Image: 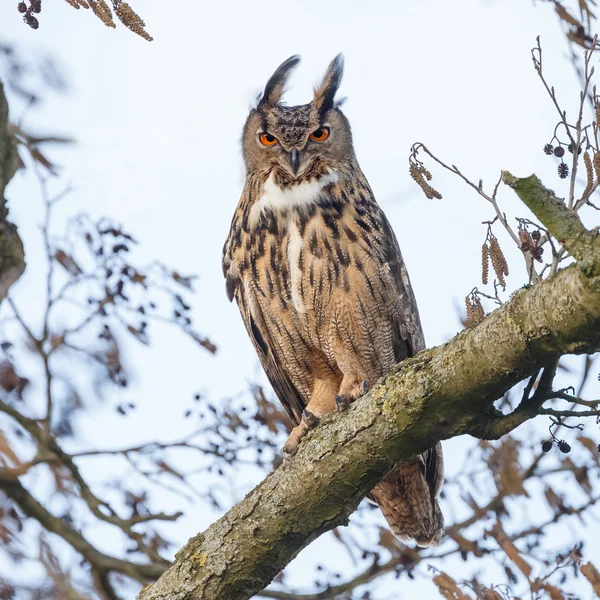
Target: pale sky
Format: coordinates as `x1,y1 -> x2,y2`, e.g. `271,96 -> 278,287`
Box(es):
1,0 -> 599,598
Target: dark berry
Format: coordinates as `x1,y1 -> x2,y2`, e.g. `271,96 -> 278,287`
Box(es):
557,440 -> 571,453
544,144 -> 554,155
17,2 -> 26,13
558,163 -> 569,179
554,146 -> 565,157
541,440 -> 553,453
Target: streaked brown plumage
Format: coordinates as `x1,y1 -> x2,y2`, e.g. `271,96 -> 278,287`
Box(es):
223,55 -> 444,546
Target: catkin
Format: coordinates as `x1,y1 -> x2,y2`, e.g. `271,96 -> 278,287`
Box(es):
64,0 -> 89,8
409,164 -> 442,200
465,295 -> 485,327
89,0 -> 116,27
114,1 -> 153,41
489,236 -> 508,290
593,151 -> 600,185
481,242 -> 489,285
465,295 -> 474,325
582,151 -> 594,200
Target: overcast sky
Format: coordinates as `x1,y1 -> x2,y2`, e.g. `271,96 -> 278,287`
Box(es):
1,1 -> 599,598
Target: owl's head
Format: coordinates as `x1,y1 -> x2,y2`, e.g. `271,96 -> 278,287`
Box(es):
241,54 -> 353,180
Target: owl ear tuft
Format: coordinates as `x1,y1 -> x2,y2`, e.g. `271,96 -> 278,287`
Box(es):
313,54 -> 344,114
260,55 -> 301,108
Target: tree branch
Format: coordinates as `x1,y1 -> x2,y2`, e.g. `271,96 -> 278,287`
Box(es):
0,81 -> 25,301
138,173 -> 600,600
0,471 -> 164,583
501,171 -> 599,265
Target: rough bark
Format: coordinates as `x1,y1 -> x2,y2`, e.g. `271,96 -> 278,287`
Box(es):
0,81 -> 25,301
138,176 -> 600,600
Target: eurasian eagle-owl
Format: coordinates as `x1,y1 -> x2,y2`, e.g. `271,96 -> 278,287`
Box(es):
223,55 -> 444,546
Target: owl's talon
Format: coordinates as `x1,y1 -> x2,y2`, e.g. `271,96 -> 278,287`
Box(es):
281,441 -> 298,460
302,409 -> 319,428
335,395 -> 352,412
281,410 -> 320,459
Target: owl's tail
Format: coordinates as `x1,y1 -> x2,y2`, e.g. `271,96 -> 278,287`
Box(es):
369,448 -> 444,547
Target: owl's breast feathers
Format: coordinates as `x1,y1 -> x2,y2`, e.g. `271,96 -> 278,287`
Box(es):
222,164 -> 424,422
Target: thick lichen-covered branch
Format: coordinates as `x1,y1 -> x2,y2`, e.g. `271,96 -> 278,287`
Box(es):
138,175 -> 600,600
502,171 -> 600,269
0,81 -> 25,301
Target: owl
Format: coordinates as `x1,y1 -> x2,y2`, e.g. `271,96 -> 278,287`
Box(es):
223,55 -> 444,546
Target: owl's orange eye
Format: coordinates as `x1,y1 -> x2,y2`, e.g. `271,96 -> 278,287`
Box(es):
259,133 -> 278,147
309,127 -> 330,142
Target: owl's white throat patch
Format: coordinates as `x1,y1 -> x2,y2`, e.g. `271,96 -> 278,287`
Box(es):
249,170 -> 339,227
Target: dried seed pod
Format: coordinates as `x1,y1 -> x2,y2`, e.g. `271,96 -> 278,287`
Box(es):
543,143 -> 554,155
26,14 -> 39,28
582,151 -> 594,200
541,440 -> 553,453
531,230 -> 541,242
557,440 -> 571,454
532,246 -> 544,262
481,242 -> 490,285
489,236 -> 509,290
558,163 -> 569,179
554,146 -> 565,158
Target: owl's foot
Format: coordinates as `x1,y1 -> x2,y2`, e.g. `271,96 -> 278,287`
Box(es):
281,409 -> 320,459
335,380 -> 369,412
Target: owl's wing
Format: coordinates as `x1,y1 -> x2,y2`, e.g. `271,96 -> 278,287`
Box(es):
376,211 -> 426,358
424,441 -> 444,497
227,275 -> 306,427
367,201 -> 444,504
379,211 -> 444,508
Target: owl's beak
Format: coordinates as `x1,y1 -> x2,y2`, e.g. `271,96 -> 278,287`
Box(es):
289,148 -> 300,175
